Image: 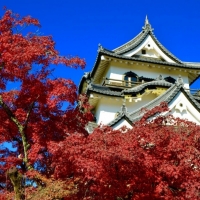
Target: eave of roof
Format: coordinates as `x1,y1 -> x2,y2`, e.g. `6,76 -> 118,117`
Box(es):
183,62 -> 200,67
193,96 -> 200,103
78,72 -> 91,94
86,83 -> 122,97
88,49 -> 200,82
128,83 -> 181,122
99,49 -> 200,70
78,75 -> 86,94
182,89 -> 200,111
189,74 -> 200,86
113,16 -> 150,54
113,30 -> 145,53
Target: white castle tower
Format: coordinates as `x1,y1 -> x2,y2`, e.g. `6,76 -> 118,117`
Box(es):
79,17 -> 200,132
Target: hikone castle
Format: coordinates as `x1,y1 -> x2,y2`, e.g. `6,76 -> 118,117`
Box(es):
79,17 -> 200,133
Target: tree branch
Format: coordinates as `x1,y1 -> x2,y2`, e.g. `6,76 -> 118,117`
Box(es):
0,95 -> 23,132
0,95 -> 30,168
24,101 -> 35,131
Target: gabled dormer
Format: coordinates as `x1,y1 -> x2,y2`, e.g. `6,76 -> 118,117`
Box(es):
113,16 -> 182,64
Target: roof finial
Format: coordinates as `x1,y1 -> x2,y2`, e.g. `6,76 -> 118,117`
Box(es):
143,15 -> 153,31
145,15 -> 149,26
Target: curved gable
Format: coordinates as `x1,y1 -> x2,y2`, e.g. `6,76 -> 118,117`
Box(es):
113,17 -> 182,64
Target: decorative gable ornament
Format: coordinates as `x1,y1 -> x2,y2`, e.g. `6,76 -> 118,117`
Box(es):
175,101 -> 187,113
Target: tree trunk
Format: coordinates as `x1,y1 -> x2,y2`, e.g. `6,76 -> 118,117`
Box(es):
7,167 -> 24,200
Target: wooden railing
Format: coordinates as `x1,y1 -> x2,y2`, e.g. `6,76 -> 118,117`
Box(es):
102,78 -> 142,88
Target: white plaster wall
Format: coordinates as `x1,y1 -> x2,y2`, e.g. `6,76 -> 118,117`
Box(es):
95,93 -> 157,125
168,91 -> 200,124
126,93 -> 157,111
136,48 -> 159,59
95,98 -> 123,125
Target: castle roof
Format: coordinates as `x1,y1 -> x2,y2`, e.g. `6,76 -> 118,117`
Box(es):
107,82 -> 200,126
113,16 -> 182,63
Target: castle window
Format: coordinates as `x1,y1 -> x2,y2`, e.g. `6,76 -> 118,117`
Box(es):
130,76 -> 137,82
124,75 -> 129,82
124,71 -> 138,86
142,49 -> 146,54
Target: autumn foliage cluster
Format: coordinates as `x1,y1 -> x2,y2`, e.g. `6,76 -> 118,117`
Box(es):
0,8 -> 200,200
47,103 -> 200,200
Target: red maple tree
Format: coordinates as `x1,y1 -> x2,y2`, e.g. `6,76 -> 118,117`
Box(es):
0,8 -> 92,199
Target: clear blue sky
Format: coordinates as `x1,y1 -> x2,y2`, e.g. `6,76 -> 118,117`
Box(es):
0,0 -> 200,88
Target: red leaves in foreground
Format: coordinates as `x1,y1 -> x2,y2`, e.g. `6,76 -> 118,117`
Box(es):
49,105 -> 200,199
